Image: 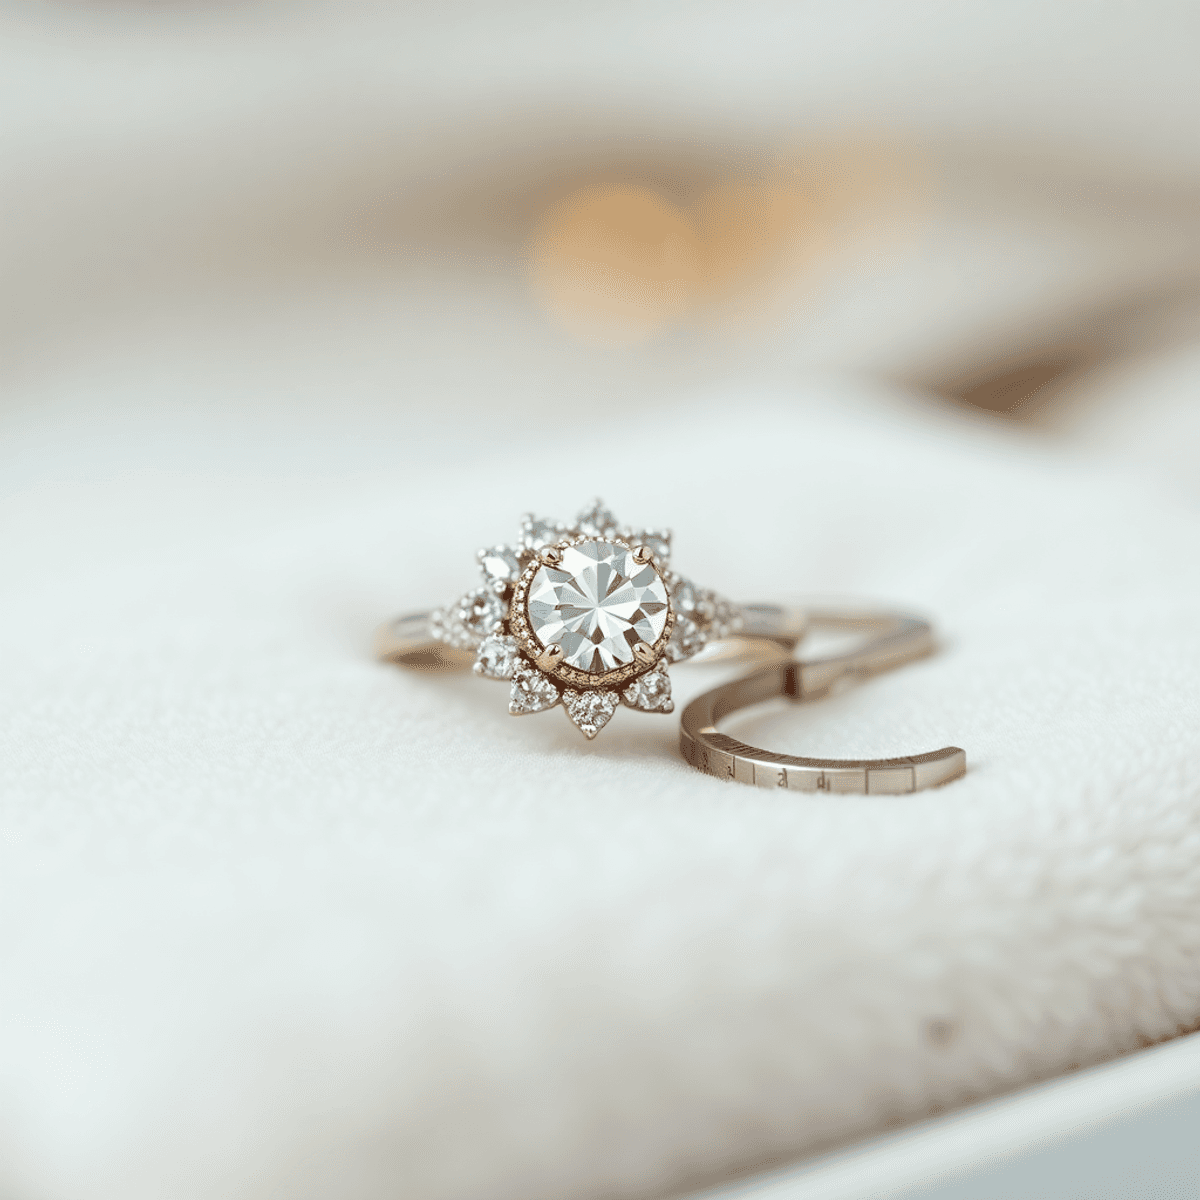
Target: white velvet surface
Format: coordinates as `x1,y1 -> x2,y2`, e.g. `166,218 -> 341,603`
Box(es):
5,4 -> 1200,1198
4,338 -> 1200,1199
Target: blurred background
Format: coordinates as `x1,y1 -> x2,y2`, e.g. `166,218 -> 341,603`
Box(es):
6,1 -> 1200,451
6,4 -> 1200,1200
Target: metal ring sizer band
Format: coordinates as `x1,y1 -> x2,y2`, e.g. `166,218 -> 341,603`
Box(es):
679,609 -> 966,794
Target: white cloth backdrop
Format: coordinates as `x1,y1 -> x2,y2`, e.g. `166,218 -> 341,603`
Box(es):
5,356 -> 1200,1200
4,4 -> 1200,1199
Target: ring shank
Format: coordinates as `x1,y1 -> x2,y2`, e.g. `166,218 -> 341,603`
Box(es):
679,609 -> 966,794
375,612 -> 476,670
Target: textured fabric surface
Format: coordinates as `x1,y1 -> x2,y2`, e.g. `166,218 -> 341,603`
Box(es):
6,5 -> 1200,1198
4,351 -> 1200,1199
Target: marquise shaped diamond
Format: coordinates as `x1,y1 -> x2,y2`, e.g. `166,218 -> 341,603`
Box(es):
478,545 -> 523,589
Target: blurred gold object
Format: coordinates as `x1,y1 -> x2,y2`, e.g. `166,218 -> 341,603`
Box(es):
527,141 -> 926,345
695,180 -> 824,321
527,185 -> 701,345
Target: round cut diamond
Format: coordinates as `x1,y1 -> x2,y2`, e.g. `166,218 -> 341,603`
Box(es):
623,664 -> 673,712
526,540 -> 670,673
458,587 -> 503,639
474,633 -> 520,679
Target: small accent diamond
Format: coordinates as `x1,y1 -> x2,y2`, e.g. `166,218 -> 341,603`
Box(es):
563,689 -> 619,738
430,606 -> 477,650
478,545 -> 523,590
622,664 -> 673,712
458,587 -> 504,642
711,598 -> 742,639
474,633 -> 520,679
666,616 -> 705,662
673,578 -> 698,615
521,514 -> 565,551
667,576 -> 742,651
509,665 -> 561,714
625,528 -> 671,562
574,499 -> 619,537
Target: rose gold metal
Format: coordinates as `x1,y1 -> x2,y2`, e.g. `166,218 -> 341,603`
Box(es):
631,642 -> 656,666
535,644 -> 565,671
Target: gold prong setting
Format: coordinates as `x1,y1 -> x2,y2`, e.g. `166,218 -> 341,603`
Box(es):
631,641 -> 656,666
535,644 -> 565,672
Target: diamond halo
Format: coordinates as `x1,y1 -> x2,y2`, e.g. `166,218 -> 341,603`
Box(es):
428,501 -> 740,739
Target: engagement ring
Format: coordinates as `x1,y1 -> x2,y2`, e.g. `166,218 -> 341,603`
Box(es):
377,500 -> 753,738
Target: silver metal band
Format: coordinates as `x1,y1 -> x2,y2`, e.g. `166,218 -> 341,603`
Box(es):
679,609 -> 966,794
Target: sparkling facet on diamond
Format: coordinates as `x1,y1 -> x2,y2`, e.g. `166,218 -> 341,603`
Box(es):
673,578 -> 698,615
622,664 -> 674,712
574,499 -> 619,537
666,616 -> 705,662
458,587 -> 504,642
526,540 -> 670,674
474,633 -> 521,679
478,545 -> 523,590
520,514 -> 565,551
509,665 -> 561,714
564,689 -> 619,737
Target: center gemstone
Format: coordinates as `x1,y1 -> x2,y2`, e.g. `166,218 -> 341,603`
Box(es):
526,540 -> 670,674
